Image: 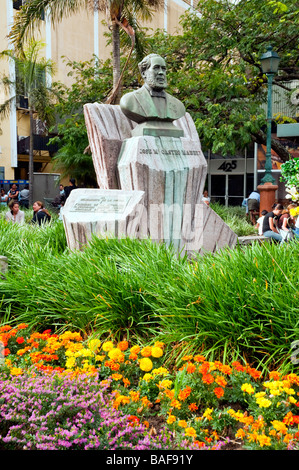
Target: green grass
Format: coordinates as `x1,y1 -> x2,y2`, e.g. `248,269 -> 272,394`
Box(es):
211,202 -> 256,236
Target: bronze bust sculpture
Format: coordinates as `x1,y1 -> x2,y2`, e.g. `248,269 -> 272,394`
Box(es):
120,54 -> 185,137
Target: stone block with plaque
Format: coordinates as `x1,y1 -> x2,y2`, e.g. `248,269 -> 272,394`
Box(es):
62,188 -> 145,251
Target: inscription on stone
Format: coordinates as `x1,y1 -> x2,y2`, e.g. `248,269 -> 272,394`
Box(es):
70,195 -> 132,214
139,148 -> 202,156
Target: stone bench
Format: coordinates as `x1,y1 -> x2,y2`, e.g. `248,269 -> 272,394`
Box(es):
237,235 -> 269,245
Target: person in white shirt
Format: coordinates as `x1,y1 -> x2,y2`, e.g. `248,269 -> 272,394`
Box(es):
255,210 -> 268,236
5,201 -> 25,224
202,190 -> 210,206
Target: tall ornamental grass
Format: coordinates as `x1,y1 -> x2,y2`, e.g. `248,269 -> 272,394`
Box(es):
0,222 -> 298,371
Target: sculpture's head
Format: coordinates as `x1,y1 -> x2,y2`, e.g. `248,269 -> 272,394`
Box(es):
138,54 -> 167,91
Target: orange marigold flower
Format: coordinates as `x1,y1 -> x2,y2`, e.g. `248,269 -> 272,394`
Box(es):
16,337 -> 25,344
232,361 -> 245,372
4,348 -> 11,356
185,427 -> 197,438
219,364 -> 232,375
269,371 -> 281,380
189,403 -> 198,412
170,399 -> 181,409
111,373 -> 123,381
129,353 -> 138,361
182,355 -> 193,361
235,428 -> 246,439
246,365 -> 262,380
178,386 -> 192,401
123,378 -> 130,387
0,325 -> 12,332
215,375 -> 227,387
141,346 -> 152,357
186,362 -> 196,374
214,387 -> 224,399
194,441 -> 205,448
202,373 -> 214,385
117,340 -> 129,351
194,354 -> 206,363
16,323 -> 28,330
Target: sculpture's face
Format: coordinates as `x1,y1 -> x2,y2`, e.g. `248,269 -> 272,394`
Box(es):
143,56 -> 167,90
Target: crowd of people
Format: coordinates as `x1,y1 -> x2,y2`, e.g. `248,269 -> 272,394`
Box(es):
254,202 -> 299,243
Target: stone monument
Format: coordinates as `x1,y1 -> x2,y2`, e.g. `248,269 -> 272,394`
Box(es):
81,53 -> 237,255
62,188 -> 145,251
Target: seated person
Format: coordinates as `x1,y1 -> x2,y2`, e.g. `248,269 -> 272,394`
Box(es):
262,204 -> 283,242
31,201 -> 51,225
5,201 -> 25,224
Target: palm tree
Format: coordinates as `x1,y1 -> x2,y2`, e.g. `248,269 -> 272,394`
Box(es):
8,0 -> 163,104
0,40 -> 56,206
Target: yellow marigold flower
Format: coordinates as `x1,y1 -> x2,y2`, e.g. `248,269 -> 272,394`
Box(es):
185,427 -> 197,438
154,341 -> 164,348
80,348 -> 93,357
152,367 -> 168,376
158,379 -> 172,389
202,408 -> 213,420
272,420 -> 287,434
65,356 -> 76,369
167,415 -> 176,424
88,338 -> 101,352
151,346 -> 163,358
178,420 -> 188,428
141,346 -> 152,357
139,357 -> 153,372
95,355 -> 105,362
289,396 -> 297,404
283,387 -> 295,395
241,383 -> 255,394
256,397 -> 272,408
102,341 -> 114,352
142,373 -> 153,382
10,367 -> 23,376
108,348 -> 125,362
257,434 -> 271,447
255,392 -> 266,398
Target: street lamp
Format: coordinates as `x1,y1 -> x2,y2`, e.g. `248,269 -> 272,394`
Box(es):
260,45 -> 280,184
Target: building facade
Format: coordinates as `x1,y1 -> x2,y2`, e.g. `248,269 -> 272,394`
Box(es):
0,0 -> 195,187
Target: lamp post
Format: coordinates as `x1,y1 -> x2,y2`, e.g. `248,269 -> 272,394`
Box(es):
257,46 -> 280,214
260,45 -> 280,184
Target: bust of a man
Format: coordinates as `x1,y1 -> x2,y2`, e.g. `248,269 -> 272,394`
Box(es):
120,54 -> 185,137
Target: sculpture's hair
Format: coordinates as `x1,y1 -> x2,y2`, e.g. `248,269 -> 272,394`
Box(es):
138,54 -> 164,75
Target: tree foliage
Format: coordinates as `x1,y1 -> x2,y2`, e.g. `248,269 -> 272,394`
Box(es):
49,57 -> 114,186
144,0 -> 299,160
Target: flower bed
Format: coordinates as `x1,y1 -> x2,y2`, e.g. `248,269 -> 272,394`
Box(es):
1,324 -> 299,450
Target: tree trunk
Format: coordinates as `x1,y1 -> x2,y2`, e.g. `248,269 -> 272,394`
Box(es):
112,21 -> 121,104
252,129 -> 291,163
29,107 -> 34,207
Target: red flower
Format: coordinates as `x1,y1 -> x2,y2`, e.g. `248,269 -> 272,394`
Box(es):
16,337 -> 25,344
3,348 -> 10,356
